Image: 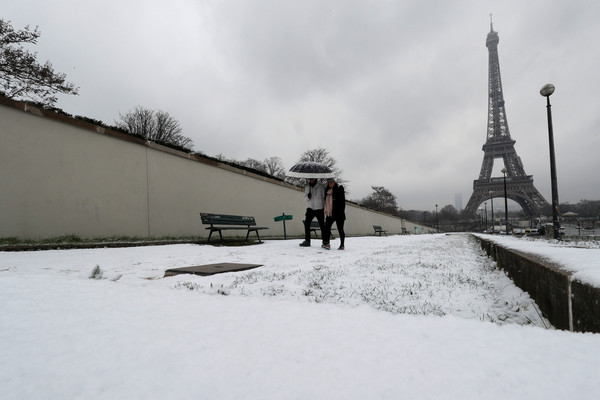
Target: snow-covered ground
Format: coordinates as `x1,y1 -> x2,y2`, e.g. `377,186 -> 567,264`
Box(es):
1,233 -> 599,399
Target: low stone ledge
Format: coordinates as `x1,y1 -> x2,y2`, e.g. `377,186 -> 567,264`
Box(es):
474,235 -> 600,333
571,280 -> 600,333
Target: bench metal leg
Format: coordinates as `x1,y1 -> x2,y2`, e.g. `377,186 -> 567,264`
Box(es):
207,229 -> 224,244
246,229 -> 262,243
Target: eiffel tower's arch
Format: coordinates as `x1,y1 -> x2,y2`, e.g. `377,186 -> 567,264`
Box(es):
464,21 -> 549,217
466,177 -> 548,217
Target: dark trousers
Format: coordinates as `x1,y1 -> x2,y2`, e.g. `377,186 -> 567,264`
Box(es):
304,208 -> 324,242
324,216 -> 345,246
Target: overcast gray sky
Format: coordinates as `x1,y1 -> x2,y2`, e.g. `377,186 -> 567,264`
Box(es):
5,0 -> 600,210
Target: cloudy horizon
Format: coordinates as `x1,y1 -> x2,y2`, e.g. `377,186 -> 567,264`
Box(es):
5,0 -> 599,210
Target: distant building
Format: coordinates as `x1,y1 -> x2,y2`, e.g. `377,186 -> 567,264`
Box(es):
455,193 -> 463,211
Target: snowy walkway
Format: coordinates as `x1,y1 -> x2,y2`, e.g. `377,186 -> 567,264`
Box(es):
1,233 -> 599,399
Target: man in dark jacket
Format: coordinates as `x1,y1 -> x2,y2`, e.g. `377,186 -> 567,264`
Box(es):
299,178 -> 326,247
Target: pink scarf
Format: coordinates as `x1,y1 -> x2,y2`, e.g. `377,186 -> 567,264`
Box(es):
325,188 -> 333,217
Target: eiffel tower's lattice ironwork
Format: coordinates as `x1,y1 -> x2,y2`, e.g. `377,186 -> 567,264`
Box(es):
464,21 -> 549,217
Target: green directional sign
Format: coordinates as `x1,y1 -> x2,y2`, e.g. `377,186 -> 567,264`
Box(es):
274,213 -> 293,239
274,214 -> 293,222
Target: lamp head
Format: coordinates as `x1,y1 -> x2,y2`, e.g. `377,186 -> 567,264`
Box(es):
540,83 -> 555,97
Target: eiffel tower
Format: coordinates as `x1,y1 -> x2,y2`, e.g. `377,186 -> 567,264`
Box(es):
464,20 -> 549,217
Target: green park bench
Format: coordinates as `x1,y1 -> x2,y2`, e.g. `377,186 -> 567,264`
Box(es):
373,225 -> 388,236
200,213 -> 268,243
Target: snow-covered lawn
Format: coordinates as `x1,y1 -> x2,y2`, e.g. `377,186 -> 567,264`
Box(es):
1,233 -> 599,399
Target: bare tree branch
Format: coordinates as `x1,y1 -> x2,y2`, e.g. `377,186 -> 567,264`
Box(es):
0,19 -> 78,106
116,106 -> 193,151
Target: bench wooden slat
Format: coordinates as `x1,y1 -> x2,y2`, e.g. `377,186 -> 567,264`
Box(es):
201,213 -> 257,226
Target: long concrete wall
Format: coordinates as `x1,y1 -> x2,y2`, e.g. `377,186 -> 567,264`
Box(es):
474,235 -> 600,333
0,97 -> 430,240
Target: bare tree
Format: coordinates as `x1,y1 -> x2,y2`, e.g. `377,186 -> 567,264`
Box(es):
360,186 -> 399,215
118,106 -> 155,138
0,19 -> 78,106
263,156 -> 286,179
240,158 -> 267,172
439,204 -> 458,223
116,106 -> 193,150
285,147 -> 345,186
155,111 -> 192,149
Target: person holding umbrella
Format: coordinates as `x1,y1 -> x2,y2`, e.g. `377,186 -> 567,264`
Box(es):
286,161 -> 335,248
299,178 -> 326,247
323,178 -> 346,250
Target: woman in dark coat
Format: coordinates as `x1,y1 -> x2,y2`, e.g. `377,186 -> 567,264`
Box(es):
322,178 -> 346,250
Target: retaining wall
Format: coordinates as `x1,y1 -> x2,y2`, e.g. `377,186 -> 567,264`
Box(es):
475,236 -> 600,333
0,96 -> 431,240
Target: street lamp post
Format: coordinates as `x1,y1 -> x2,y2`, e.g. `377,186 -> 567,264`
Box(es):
484,202 -> 488,232
489,191 -> 494,233
502,168 -> 509,235
540,83 -> 561,240
479,208 -> 483,231
435,204 -> 439,232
